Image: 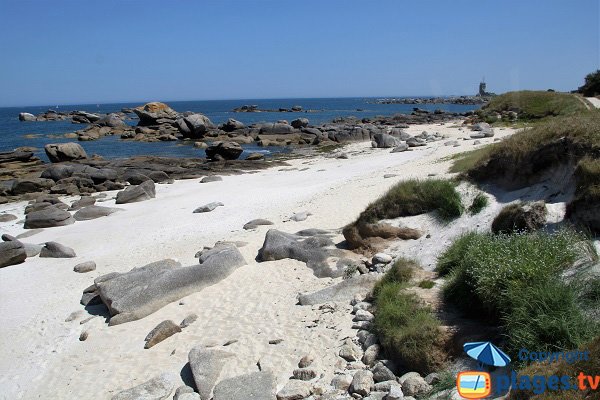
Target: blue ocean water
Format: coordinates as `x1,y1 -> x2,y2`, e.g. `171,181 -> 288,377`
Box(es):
0,98 -> 479,161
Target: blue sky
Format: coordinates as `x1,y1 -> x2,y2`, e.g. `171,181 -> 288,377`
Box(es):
0,0 -> 598,106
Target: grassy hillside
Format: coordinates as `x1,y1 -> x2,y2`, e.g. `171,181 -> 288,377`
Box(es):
478,90 -> 588,122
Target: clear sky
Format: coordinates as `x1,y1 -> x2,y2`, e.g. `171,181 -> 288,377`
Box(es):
0,0 -> 598,106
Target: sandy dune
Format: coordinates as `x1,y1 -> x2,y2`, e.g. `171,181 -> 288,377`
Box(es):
0,122 -> 516,399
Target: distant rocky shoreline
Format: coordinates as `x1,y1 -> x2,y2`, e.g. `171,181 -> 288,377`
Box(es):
372,95 -> 489,105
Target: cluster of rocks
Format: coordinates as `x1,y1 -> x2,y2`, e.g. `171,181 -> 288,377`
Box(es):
232,104 -> 305,112
371,130 -> 445,152
19,109 -> 132,124
468,122 -> 495,139
0,230 -> 76,269
374,96 -> 489,105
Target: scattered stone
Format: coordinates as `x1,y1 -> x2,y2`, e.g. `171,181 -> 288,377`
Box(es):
0,214 -> 17,222
115,180 -> 156,204
292,368 -> 317,381
24,206 -> 75,229
246,152 -> 265,161
74,261 -> 96,273
349,370 -> 374,396
40,241 -> 76,258
372,362 -> 396,383
111,373 -> 176,400
372,253 -> 392,264
354,309 -> 375,322
74,205 -> 120,221
277,379 -> 312,400
193,202 -> 224,213
391,143 -> 409,153
298,354 -> 314,368
200,176 -> 222,183
212,371 -> 276,400
331,374 -> 353,391
243,219 -> 274,230
144,320 -> 182,349
339,339 -> 362,362
69,196 -> 96,211
372,133 -> 401,148
290,212 -> 310,222
383,174 -> 397,179
79,331 -> 89,341
269,339 -> 284,345
188,346 -> 235,400
362,344 -> 381,366
179,313 -> 198,328
0,241 -> 27,268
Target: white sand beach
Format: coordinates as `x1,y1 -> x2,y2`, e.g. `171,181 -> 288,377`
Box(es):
0,122 -> 517,399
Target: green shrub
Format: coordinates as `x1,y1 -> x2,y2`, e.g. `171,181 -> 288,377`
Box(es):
578,69 -> 600,97
436,232 -> 479,276
373,281 -> 446,374
448,147 -> 496,174
419,280 -> 435,289
469,192 -> 489,214
357,179 -> 464,224
372,258 -> 416,297
478,91 -> 587,121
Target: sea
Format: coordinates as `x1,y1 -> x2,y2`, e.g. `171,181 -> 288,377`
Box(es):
0,98 -> 479,162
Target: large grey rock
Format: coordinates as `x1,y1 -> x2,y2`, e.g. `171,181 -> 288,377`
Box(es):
205,141 -> 243,160
123,170 -> 152,185
339,339 -> 362,362
220,118 -> 245,132
94,245 -> 246,324
11,178 -> 55,195
24,206 -> 75,229
19,112 -> 36,121
74,205 -> 120,221
40,241 -> 76,258
349,370 -> 374,396
212,371 -> 276,400
291,118 -> 309,129
44,142 -> 88,162
372,133 -> 401,148
362,344 -> 381,366
259,122 -> 295,135
111,373 -> 176,400
257,229 -> 347,278
0,241 -> 27,268
399,373 -> 431,397
144,320 -> 181,349
41,164 -> 75,181
115,180 -> 156,204
188,346 -> 235,400
372,362 -> 396,383
74,261 -> 96,273
134,102 -> 179,126
95,114 -> 128,128
182,114 -> 215,138
193,202 -> 224,213
331,374 -> 353,391
69,196 -> 96,211
298,274 -> 380,305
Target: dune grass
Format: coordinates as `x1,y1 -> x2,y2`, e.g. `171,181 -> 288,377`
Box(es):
468,192 -> 489,214
372,259 -> 446,374
437,230 -> 597,358
478,91 -> 588,121
448,147 -> 496,174
357,179 -> 464,224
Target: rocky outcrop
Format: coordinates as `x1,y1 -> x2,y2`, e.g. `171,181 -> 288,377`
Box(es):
371,133 -> 402,148
212,371 -> 276,400
24,206 -> 75,229
44,142 -> 88,163
205,142 -> 243,161
115,180 -> 156,204
220,118 -> 245,132
298,274 -> 380,305
92,245 -> 246,324
188,346 -> 234,400
343,221 -> 422,250
134,102 -> 179,126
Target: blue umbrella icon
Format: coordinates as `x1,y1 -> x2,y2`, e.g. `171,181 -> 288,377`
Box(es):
463,342 -> 511,367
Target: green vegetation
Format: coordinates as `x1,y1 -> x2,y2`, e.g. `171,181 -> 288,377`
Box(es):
468,192 -> 489,214
316,143 -> 344,153
438,230 -> 598,358
577,69 -> 600,97
372,259 -> 446,374
477,90 -> 588,121
356,179 -> 464,224
418,279 -> 435,289
448,147 -> 496,174
419,371 -> 457,399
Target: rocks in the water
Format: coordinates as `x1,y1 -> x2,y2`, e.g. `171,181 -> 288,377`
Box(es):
291,118 -> 309,129
115,180 -> 156,204
0,213 -> 17,222
212,371 -> 276,400
144,320 -> 182,349
276,379 -> 312,400
349,370 -> 374,396
259,122 -> 295,135
298,273 -> 380,305
220,118 -> 245,132
200,175 -> 222,183
243,219 -> 274,230
24,205 -> 75,229
257,229 -> 348,278
246,152 -> 265,161
40,241 -> 76,258
491,201 -> 547,234
181,113 -> 215,139
134,102 -> 179,126
188,346 -> 235,400
372,133 -> 402,148
193,202 -> 224,213
44,142 -> 88,163
93,246 -> 246,325
19,112 -> 36,121
0,241 -> 27,268
111,373 -> 176,400
74,205 -> 120,221
205,141 -> 243,161
74,261 -> 96,273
